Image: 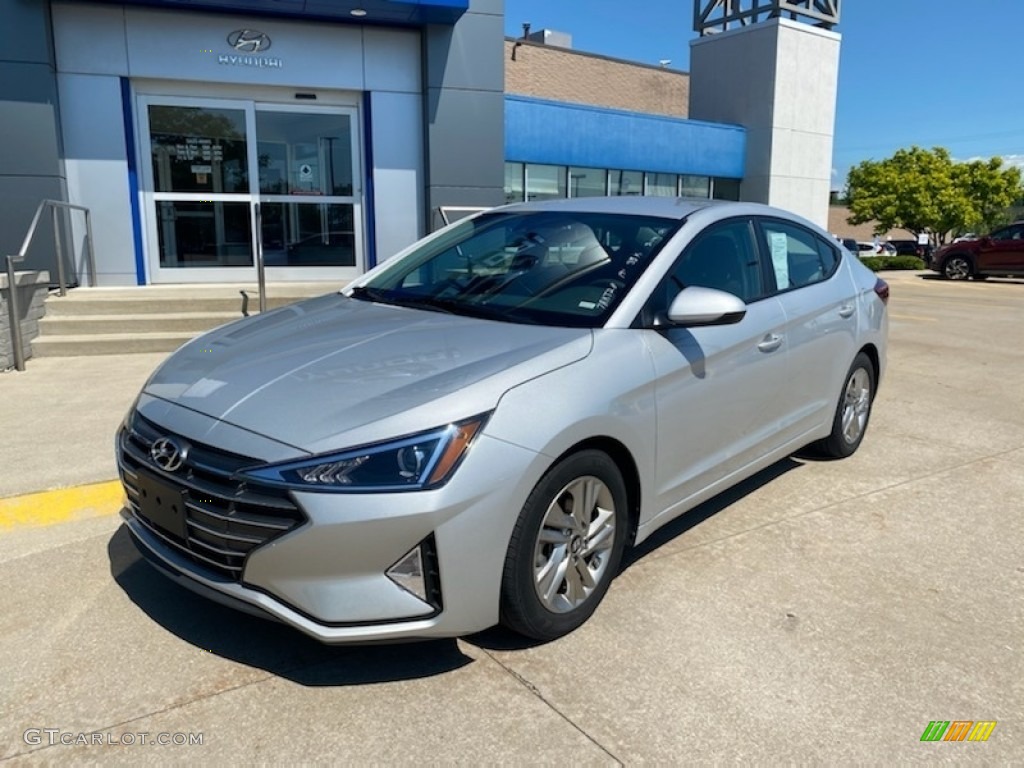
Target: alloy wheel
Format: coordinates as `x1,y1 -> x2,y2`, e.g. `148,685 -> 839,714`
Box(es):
532,475 -> 616,613
944,256 -> 971,280
841,368 -> 872,444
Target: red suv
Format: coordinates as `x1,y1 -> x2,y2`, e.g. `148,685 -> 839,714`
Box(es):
930,222 -> 1024,280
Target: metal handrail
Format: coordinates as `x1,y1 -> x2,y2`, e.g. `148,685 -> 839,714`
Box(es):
5,200 -> 96,371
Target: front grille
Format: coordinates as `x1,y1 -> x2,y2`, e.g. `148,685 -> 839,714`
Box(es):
119,411 -> 305,580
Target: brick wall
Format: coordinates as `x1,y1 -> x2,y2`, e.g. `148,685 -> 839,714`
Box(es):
827,206 -> 914,241
504,39 -> 689,118
0,271 -> 49,370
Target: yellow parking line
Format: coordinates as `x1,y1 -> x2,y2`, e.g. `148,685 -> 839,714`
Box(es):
0,481 -> 124,531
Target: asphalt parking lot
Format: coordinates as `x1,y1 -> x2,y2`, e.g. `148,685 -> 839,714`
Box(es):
1,271 -> 1022,763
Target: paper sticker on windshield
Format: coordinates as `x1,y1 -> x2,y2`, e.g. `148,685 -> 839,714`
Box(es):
769,232 -> 790,288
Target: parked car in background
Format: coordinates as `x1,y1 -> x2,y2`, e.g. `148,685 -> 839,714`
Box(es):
886,239 -> 920,257
889,239 -> 934,261
841,240 -> 892,257
930,222 -> 1024,280
117,197 -> 889,643
840,238 -> 876,257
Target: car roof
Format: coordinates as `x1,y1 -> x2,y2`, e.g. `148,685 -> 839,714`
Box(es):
495,195 -> 807,223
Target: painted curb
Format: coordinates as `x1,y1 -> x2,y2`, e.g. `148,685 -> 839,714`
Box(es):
0,480 -> 124,531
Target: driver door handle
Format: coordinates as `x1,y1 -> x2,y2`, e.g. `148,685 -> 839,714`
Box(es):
757,334 -> 783,353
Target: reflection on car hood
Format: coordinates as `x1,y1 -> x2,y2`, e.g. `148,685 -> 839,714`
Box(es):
144,294 -> 592,452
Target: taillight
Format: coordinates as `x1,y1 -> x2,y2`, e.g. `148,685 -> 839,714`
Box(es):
873,277 -> 890,305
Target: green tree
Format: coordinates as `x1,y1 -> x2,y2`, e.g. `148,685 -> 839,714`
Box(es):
845,147 -> 1022,244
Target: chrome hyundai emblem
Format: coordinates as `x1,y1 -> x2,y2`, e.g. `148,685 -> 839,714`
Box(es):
150,437 -> 186,472
227,29 -> 272,53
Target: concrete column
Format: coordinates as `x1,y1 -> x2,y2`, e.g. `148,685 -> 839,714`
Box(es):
422,0 -> 505,231
689,18 -> 840,228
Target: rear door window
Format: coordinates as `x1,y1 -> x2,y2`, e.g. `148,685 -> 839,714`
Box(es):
757,219 -> 840,293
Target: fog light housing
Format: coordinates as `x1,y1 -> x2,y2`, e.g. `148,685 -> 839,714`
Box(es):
385,535 -> 442,611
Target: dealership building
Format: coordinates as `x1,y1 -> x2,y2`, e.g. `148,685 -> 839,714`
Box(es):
0,0 -> 840,288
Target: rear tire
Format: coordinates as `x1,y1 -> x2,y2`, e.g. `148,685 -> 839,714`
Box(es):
500,450 -> 628,641
943,255 -> 972,280
816,353 -> 875,459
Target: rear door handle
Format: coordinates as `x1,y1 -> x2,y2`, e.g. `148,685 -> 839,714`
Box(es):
838,304 -> 855,318
757,334 -> 783,353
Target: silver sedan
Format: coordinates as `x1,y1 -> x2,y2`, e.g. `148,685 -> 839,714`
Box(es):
117,197 -> 889,643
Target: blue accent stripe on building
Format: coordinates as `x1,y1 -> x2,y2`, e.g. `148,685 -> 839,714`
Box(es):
505,96 -> 746,179
120,77 -> 147,286
362,91 -> 378,270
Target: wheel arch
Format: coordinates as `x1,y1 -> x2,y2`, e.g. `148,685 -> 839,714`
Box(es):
551,436 -> 642,548
858,343 -> 881,389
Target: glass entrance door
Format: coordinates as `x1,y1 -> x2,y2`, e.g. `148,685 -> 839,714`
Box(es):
254,106 -> 360,279
139,95 -> 362,283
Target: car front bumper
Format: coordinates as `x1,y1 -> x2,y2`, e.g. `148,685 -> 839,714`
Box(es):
118,409 -> 549,644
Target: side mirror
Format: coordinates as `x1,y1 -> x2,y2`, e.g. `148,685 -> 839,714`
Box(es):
657,286 -> 747,328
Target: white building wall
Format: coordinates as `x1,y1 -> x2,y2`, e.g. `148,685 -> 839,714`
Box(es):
50,2 -> 425,284
689,19 -> 840,228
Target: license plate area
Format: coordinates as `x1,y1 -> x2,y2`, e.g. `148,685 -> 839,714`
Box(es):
135,470 -> 188,542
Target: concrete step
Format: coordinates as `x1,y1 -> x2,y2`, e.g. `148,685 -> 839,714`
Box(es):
32,332 -> 198,357
38,312 -> 240,336
31,282 -> 344,358
45,293 -> 326,316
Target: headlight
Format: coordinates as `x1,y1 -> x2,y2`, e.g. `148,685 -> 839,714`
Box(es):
239,414 -> 489,492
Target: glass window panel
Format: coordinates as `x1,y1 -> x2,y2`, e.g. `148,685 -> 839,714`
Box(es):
525,164 -> 567,201
680,175 -> 711,198
261,202 -> 355,267
504,162 -> 524,204
671,219 -> 764,303
759,219 -> 839,290
713,177 -> 741,201
155,202 -> 253,268
646,173 -> 678,197
256,111 -> 354,196
610,170 -> 643,196
149,106 -> 248,194
568,167 -> 607,198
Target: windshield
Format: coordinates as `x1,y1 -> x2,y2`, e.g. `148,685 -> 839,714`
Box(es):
353,211 -> 680,327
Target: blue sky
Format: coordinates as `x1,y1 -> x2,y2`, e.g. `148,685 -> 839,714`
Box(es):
504,0 -> 1024,190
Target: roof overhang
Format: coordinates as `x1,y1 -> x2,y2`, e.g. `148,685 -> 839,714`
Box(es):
95,0 -> 468,26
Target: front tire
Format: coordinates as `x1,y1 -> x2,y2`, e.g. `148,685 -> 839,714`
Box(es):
943,255 -> 972,280
817,353 -> 875,459
500,450 -> 628,641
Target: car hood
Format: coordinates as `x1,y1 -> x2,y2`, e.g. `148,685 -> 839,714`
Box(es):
143,293 -> 592,453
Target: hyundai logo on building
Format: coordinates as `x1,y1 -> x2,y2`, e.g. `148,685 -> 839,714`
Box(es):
227,29 -> 271,53
150,436 -> 187,472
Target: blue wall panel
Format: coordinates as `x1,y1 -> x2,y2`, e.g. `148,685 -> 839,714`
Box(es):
107,0 -> 467,25
505,96 -> 746,179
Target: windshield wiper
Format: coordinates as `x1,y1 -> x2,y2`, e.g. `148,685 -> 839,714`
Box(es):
351,286 -> 525,322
